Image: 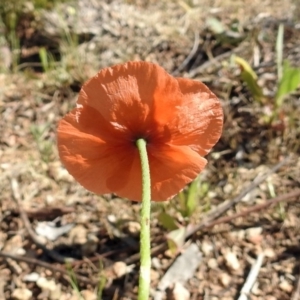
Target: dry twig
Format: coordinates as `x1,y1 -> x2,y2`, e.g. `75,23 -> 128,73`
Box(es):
187,38 -> 250,77
10,178 -> 72,263
238,253 -> 265,300
0,251 -> 95,285
185,157 -> 290,238
126,189 -> 300,265
172,31 -> 200,76
201,189 -> 300,231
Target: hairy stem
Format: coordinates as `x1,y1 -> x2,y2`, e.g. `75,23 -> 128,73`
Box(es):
136,138 -> 151,300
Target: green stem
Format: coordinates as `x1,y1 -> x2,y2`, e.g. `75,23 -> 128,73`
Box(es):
136,138 -> 151,300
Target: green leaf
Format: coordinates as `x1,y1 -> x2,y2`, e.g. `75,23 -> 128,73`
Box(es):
234,56 -> 264,103
276,60 -> 300,107
166,227 -> 186,255
178,190 -> 187,216
199,182 -> 209,198
157,212 -> 179,231
39,47 -> 49,72
206,17 -> 225,34
186,179 -> 199,217
178,178 -> 200,218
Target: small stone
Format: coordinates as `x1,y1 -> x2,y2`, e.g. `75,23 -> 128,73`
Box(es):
219,273 -> 231,287
23,272 -> 40,282
37,277 -> 56,291
80,290 -> 97,300
37,277 -> 61,299
229,230 -> 245,240
201,241 -> 213,256
208,191 -> 217,199
12,288 -> 32,300
251,281 -> 260,295
107,214 -> 117,223
15,248 -> 26,256
168,282 -> 190,300
245,227 -> 263,244
264,248 -> 276,258
265,296 -> 277,300
223,183 -> 233,194
113,261 -> 127,278
126,221 -> 141,235
4,235 -> 23,252
279,280 -> 293,293
207,258 -> 218,269
152,257 -> 162,269
151,269 -> 159,282
224,251 -> 240,271
69,225 -> 87,244
76,213 -> 91,224
48,162 -> 73,182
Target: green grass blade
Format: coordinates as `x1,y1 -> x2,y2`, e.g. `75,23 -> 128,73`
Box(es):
276,60 -> 300,107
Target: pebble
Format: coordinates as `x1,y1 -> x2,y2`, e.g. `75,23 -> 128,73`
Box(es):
224,251 -> 240,271
207,258 -> 218,269
81,290 -> 97,300
201,240 -> 213,256
126,221 -> 141,235
151,269 -> 160,281
245,227 -> 263,244
219,272 -> 231,287
11,288 -> 32,300
279,279 -> 293,293
23,272 -> 40,282
152,257 -> 162,269
168,282 -> 190,300
223,183 -> 233,194
113,261 -> 127,278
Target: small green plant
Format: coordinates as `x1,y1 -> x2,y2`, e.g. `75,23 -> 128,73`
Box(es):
276,60 -> 300,108
30,123 -> 53,163
65,260 -> 107,300
266,178 -> 286,221
66,262 -> 84,300
0,1 -> 21,71
156,177 -> 210,254
39,47 -> 56,72
0,0 -> 71,73
97,261 -> 107,300
206,17 -> 245,47
36,6 -> 91,88
233,24 -> 300,124
233,56 -> 265,104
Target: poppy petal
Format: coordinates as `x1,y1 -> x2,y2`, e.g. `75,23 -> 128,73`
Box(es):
57,106 -> 137,195
171,78 -> 223,156
149,144 -> 207,201
77,61 -> 182,139
111,144 -> 206,201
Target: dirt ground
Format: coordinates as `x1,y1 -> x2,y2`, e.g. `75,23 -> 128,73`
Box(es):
1,0 -> 300,299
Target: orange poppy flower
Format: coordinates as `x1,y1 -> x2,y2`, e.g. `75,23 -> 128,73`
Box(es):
57,61 -> 223,201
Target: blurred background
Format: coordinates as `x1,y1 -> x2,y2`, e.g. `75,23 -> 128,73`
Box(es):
0,0 -> 300,299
